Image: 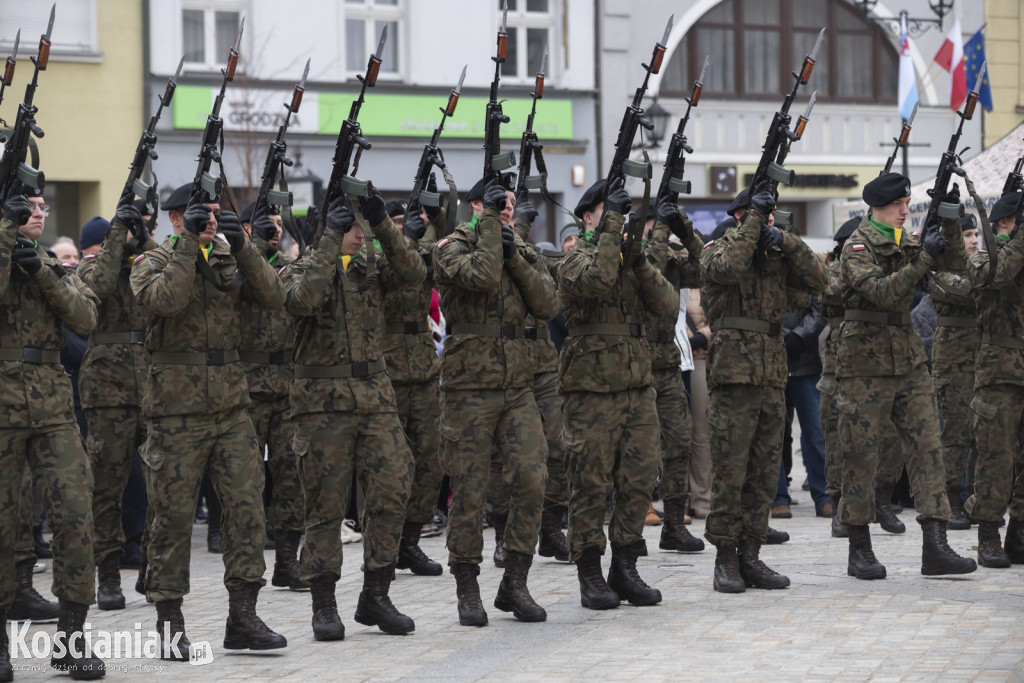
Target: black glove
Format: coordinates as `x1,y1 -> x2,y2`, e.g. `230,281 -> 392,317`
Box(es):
605,179 -> 632,215
218,209 -> 245,253
621,238 -> 647,269
657,195 -> 693,242
183,203 -> 211,236
689,332 -> 708,351
114,203 -> 144,235
784,331 -> 803,356
358,188 -> 388,226
758,225 -> 784,251
3,194 -> 32,227
325,197 -> 355,236
253,214 -> 278,242
921,228 -> 949,260
402,202 -> 427,241
13,234 -> 42,276
501,224 -> 517,260
132,217 -> 151,246
750,189 -> 776,216
483,179 -> 508,212
944,182 -> 965,217
424,173 -> 442,220
515,192 -> 539,226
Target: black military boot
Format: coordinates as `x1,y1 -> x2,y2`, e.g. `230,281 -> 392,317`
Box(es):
946,486 -> 971,530
223,583 -> 288,650
875,482 -> 906,534
831,494 -> 848,538
493,551 -> 546,621
354,565 -> 415,635
135,558 -> 147,596
977,520 -> 1011,568
397,522 -> 443,576
50,600 -> 105,679
271,530 -> 308,590
1005,518 -> 1024,564
737,536 -> 790,589
920,519 -> 977,576
309,574 -> 345,641
659,498 -> 705,552
847,524 -> 886,580
155,598 -> 190,661
8,558 -> 59,621
491,513 -> 508,568
0,609 -> 11,683
764,527 -> 790,545
712,544 -> 745,593
537,506 -> 569,562
608,541 -> 662,605
575,546 -> 620,610
96,552 -> 125,611
453,563 -> 488,626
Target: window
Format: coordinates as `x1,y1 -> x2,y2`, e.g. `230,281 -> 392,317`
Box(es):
181,5 -> 242,70
662,0 -> 897,104
345,0 -> 401,77
500,0 -> 553,82
0,0 -> 99,60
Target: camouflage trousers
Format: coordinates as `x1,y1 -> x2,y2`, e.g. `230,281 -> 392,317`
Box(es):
292,410 -> 413,579
1011,455 -> 1024,523
562,387 -> 659,558
394,380 -> 444,526
704,384 -> 785,547
487,371 -> 567,517
439,387 -> 547,566
653,367 -> 693,503
248,393 -> 305,534
933,370 -> 976,491
836,369 -> 950,525
141,410 -> 267,602
84,406 -> 146,562
15,468 -> 35,566
0,423 -> 96,608
965,384 -> 1024,522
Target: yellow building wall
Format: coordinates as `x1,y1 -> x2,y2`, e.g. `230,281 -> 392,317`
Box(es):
984,0 -> 1024,147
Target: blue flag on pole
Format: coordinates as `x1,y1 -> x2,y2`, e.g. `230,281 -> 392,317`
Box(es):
964,26 -> 993,112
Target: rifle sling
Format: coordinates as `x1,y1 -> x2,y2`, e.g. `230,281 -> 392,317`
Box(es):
277,174 -> 305,251
440,163 -> 459,238
533,145 -> 582,234
962,169 -> 997,289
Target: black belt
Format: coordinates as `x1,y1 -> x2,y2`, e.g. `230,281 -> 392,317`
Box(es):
647,330 -> 674,344
718,316 -> 782,336
568,323 -> 646,338
386,321 -> 429,335
293,357 -> 387,379
239,351 -> 290,365
524,326 -> 550,341
150,350 -> 240,366
844,310 -> 911,326
937,316 -> 975,328
0,347 -> 61,364
91,331 -> 145,345
981,333 -> 1024,350
447,323 -> 525,339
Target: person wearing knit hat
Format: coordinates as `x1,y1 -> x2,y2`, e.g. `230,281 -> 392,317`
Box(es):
79,216 -> 110,257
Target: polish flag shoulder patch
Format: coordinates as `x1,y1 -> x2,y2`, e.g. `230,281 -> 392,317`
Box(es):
704,240 -> 715,247
133,254 -> 147,265
61,262 -> 74,268
437,238 -> 452,249
277,265 -> 288,277
852,244 -> 867,251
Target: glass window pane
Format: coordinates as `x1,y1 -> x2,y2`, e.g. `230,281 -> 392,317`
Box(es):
792,0 -> 827,28
183,9 -> 204,63
214,11 -> 239,58
526,28 -> 547,75
793,30 -> 828,96
526,0 -> 548,11
704,1 -> 733,23
345,0 -> 363,4
376,20 -> 397,73
697,28 -> 734,93
836,33 -> 872,97
743,0 -> 779,25
504,26 -> 519,78
375,0 -> 398,5
744,30 -> 779,93
504,0 -> 517,10
346,19 -> 365,71
660,37 -> 689,95
879,46 -> 897,101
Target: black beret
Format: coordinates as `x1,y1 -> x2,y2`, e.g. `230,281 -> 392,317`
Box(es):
574,179 -> 607,219
164,183 -> 219,212
709,217 -> 737,242
988,192 -> 1020,224
466,178 -> 485,202
132,197 -> 156,216
23,184 -> 43,198
240,201 -> 280,224
862,172 -> 911,208
960,213 -> 978,232
834,216 -> 861,243
727,188 -> 750,215
386,199 -> 406,218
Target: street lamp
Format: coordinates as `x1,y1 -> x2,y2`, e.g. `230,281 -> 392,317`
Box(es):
851,0 -> 954,36
645,98 -> 672,148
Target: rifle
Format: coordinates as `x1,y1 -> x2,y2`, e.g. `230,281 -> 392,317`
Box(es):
408,65 -> 465,236
119,56 -> 183,210
882,101 -> 917,175
251,59 -> 310,249
612,15 -> 672,268
515,44 -> 547,200
1004,138 -> 1024,226
482,0 -> 516,190
188,18 -> 243,209
657,55 -> 709,205
315,25 -> 387,247
0,5 -> 54,206
0,29 -> 20,129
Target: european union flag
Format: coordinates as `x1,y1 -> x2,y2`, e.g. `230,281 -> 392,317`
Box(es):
964,27 -> 993,112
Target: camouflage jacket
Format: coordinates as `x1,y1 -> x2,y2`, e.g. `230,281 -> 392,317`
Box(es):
513,217 -> 559,375
819,257 -> 844,377
930,269 -> 978,377
557,212 -> 679,394
966,231 -> 1024,388
647,220 -> 703,371
382,237 -> 440,385
284,217 -> 426,415
837,215 -> 965,378
0,216 -> 98,428
433,209 -> 559,390
239,244 -> 296,402
130,231 -> 285,418
700,210 -> 827,390
77,220 -> 157,410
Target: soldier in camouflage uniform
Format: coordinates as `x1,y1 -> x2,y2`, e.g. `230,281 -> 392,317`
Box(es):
77,202 -> 157,612
130,184 -> 287,658
964,193 -> 1024,567
930,214 -> 980,532
836,172 -> 976,580
237,203 -> 306,590
556,179 -> 677,610
434,178 -> 558,626
283,192 -> 424,640
700,186 -> 827,593
1,192 -> 105,678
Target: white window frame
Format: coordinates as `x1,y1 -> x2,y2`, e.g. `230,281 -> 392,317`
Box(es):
180,2 -> 246,73
344,0 -> 403,82
503,0 -> 556,85
0,0 -> 100,63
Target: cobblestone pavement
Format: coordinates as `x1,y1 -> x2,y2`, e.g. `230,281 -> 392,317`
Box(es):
9,486 -> 1024,682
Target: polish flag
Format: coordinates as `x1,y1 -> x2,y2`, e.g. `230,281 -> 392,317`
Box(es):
934,15 -> 966,110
